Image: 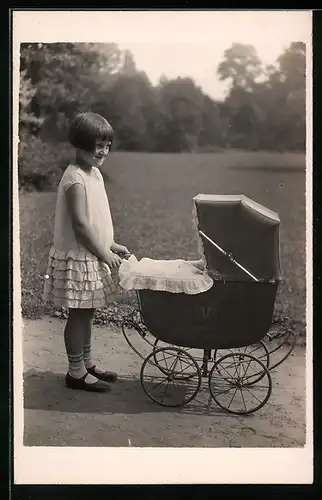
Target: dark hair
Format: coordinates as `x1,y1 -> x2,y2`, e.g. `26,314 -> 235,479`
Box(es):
68,112 -> 114,152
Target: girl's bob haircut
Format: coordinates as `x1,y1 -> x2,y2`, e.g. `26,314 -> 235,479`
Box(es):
69,112 -> 114,152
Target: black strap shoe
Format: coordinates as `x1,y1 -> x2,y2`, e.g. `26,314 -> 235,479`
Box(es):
87,365 -> 118,383
65,372 -> 110,392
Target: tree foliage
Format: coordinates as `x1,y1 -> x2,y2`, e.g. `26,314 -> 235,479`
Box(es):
217,42 -> 306,151
18,40 -> 306,188
217,43 -> 263,91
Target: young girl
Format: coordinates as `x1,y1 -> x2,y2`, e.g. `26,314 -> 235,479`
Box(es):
43,112 -> 130,392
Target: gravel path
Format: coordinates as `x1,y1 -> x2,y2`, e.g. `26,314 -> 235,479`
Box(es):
22,317 -> 306,448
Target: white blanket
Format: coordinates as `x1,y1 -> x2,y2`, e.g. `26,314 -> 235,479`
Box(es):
118,255 -> 213,295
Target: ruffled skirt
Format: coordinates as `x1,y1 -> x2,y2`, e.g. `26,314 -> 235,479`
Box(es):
43,248 -> 116,309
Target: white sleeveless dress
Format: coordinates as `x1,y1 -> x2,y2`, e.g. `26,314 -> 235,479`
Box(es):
43,164 -> 115,309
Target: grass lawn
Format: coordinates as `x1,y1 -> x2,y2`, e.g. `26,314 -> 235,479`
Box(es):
18,150 -> 306,335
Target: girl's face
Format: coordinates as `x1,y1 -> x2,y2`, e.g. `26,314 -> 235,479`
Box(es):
78,139 -> 112,168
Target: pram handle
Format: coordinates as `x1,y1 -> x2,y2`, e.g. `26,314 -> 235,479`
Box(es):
198,230 -> 259,282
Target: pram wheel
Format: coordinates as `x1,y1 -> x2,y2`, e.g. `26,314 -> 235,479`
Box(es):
152,343 -> 202,381
122,319 -> 155,360
153,339 -> 204,369
208,352 -> 272,415
213,341 -> 270,384
140,347 -> 202,407
263,328 -> 296,370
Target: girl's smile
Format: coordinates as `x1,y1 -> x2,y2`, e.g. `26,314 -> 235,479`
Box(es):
77,139 -> 112,169
93,139 -> 112,165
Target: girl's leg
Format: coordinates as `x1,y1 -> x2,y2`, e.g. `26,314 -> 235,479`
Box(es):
64,308 -> 97,383
83,310 -> 100,371
83,310 -> 118,382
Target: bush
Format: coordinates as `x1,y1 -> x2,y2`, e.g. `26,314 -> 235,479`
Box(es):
18,135 -> 75,191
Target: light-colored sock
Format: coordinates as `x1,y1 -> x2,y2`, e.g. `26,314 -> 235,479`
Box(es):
83,343 -> 105,374
68,352 -> 97,383
67,353 -> 87,378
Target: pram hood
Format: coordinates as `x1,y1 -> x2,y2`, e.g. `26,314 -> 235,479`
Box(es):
193,194 -> 282,282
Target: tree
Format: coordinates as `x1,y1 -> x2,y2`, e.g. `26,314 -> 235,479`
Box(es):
217,43 -> 262,91
157,77 -> 205,152
199,96 -> 226,149
216,41 -> 306,151
121,49 -> 137,76
216,44 -> 265,149
19,40 -> 306,156
20,43 -> 122,116
94,72 -> 159,151
20,42 -> 123,141
19,69 -> 44,136
277,42 -> 306,91
261,42 -> 306,150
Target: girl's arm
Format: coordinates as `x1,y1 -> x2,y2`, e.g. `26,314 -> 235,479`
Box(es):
66,183 -> 122,268
110,241 -> 130,257
101,177 -> 130,258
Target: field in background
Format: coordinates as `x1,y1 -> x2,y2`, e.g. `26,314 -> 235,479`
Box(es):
18,150 -> 306,333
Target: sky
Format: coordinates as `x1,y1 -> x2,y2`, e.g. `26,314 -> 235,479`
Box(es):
115,11 -> 311,100
14,10 -> 312,100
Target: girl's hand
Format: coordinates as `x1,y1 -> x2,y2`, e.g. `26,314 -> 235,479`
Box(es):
111,243 -> 131,258
104,251 -> 123,269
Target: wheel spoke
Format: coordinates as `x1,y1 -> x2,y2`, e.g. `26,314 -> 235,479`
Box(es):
214,343 -> 269,379
227,385 -> 239,409
242,368 -> 265,383
170,378 -> 182,389
155,352 -> 190,365
161,350 -> 170,371
248,344 -> 263,356
160,380 -> 171,403
209,353 -> 272,415
239,387 -> 247,412
153,348 -> 198,380
149,376 -> 171,392
242,385 -> 263,404
216,360 -> 236,371
141,347 -> 202,407
241,356 -> 253,378
216,361 -> 236,380
155,353 -> 180,363
243,384 -> 270,390
213,385 -> 236,397
169,353 -> 179,373
237,356 -> 243,379
174,361 -> 197,376
232,354 -> 240,379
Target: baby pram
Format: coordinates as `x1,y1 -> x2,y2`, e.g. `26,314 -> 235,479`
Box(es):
119,194 -> 296,415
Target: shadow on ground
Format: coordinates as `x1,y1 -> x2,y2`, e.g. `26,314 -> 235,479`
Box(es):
227,165 -> 304,174
23,369 -> 244,418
